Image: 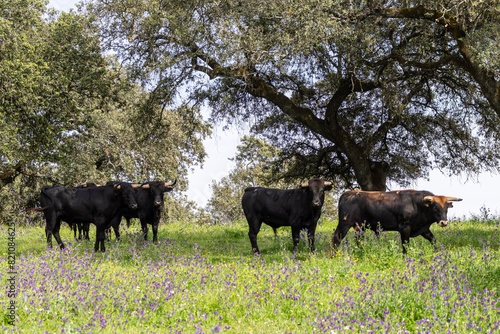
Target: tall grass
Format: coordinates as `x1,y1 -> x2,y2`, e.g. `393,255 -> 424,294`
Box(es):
1,216 -> 499,333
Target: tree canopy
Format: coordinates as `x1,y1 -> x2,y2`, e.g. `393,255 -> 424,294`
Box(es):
0,0 -> 210,218
1,0 -> 111,188
88,0 -> 500,191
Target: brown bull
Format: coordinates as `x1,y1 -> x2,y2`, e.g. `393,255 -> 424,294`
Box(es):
331,190 -> 462,254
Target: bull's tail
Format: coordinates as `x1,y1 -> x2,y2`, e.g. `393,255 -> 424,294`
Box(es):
26,207 -> 48,213
39,186 -> 57,209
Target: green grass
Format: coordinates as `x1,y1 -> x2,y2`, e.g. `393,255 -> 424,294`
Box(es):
1,217 -> 500,333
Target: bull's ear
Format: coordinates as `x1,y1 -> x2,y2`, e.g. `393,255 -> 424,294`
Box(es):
131,183 -> 142,188
113,184 -> 121,190
141,184 -> 150,189
164,187 -> 173,193
324,181 -> 333,191
422,196 -> 434,207
448,203 -> 454,208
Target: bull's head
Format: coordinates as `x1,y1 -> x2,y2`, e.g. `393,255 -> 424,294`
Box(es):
113,182 -> 139,210
422,195 -> 462,227
301,179 -> 333,207
141,179 -> 176,207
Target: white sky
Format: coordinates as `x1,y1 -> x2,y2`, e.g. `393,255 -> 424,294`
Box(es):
49,0 -> 500,218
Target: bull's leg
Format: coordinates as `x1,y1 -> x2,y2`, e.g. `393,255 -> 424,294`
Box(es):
421,229 -> 438,250
72,223 -> 78,240
152,210 -> 162,243
330,222 -> 352,254
83,222 -> 90,240
113,225 -> 120,240
77,223 -> 83,240
152,222 -> 159,243
291,226 -> 301,253
94,225 -> 106,252
306,226 -> 317,253
247,220 -> 262,254
140,220 -> 149,241
46,228 -> 53,249
242,210 -> 262,253
104,215 -> 121,242
52,219 -> 65,249
44,213 -> 56,248
398,225 -> 411,254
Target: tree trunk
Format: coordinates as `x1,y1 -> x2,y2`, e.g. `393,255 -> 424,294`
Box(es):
351,160 -> 389,191
369,161 -> 390,191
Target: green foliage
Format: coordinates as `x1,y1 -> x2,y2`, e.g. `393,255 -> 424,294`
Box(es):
3,216 -> 500,333
0,2 -> 110,168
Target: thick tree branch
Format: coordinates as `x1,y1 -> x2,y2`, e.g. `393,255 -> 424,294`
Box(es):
374,5 -> 500,116
363,79 -> 426,153
189,43 -> 327,136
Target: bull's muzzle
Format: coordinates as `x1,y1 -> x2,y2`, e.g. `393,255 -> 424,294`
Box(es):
438,220 -> 448,227
131,204 -> 138,210
154,201 -> 162,207
313,201 -> 322,207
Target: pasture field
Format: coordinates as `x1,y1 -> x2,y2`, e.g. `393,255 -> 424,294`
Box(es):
1,215 -> 500,333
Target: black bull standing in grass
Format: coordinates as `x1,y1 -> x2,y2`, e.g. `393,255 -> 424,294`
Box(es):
106,180 -> 176,243
330,190 -> 462,254
38,183 -> 139,252
242,179 -> 333,254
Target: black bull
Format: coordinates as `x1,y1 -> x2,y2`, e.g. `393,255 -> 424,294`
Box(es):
39,183 -> 138,252
242,179 -> 332,254
106,180 -> 176,243
331,190 -> 462,254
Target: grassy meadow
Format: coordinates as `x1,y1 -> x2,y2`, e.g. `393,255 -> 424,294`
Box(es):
1,215 -> 500,333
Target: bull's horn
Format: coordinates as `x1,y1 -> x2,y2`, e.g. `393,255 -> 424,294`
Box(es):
114,183 -> 121,189
444,197 -> 462,202
301,181 -> 309,187
79,183 -> 99,187
324,181 -> 332,187
165,179 -> 177,187
141,183 -> 150,189
423,196 -> 434,203
131,183 -> 142,188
